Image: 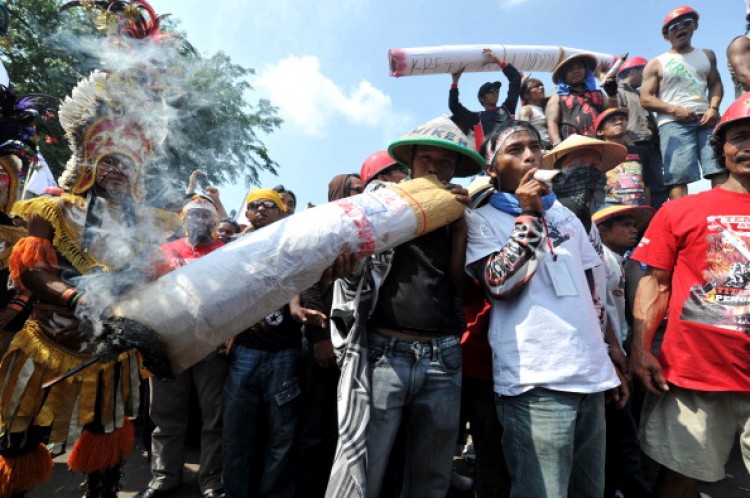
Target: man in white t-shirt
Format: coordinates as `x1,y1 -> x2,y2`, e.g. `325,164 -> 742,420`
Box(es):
465,120 -> 624,498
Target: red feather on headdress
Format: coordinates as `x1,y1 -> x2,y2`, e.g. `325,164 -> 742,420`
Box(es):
61,1 -> 163,40
60,0 -> 196,54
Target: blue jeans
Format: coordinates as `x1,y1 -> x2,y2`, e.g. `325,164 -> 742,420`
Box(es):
222,345 -> 301,498
659,120 -> 723,186
365,331 -> 462,498
496,388 -> 606,498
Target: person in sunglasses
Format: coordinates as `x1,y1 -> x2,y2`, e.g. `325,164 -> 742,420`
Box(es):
240,189 -> 287,234
641,6 -> 726,200
222,188 -> 305,498
448,48 -> 522,146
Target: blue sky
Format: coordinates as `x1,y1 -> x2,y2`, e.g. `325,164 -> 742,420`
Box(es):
148,0 -> 747,213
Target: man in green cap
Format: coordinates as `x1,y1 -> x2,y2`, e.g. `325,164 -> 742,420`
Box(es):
327,116 -> 483,498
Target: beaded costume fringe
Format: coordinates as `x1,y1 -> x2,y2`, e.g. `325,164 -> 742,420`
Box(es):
11,195 -> 110,276
0,321 -> 139,444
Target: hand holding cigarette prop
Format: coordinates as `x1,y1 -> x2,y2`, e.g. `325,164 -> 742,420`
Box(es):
97,176 -> 465,377
533,169 -> 561,186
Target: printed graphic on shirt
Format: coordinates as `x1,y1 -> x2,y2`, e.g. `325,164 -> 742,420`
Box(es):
680,215 -> 750,331
265,309 -> 284,327
545,209 -> 574,248
605,156 -> 646,206
664,58 -> 704,98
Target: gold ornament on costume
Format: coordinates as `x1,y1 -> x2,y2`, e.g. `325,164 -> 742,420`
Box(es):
94,11 -> 117,32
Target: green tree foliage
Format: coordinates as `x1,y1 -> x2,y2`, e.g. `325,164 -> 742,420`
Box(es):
158,51 -> 282,188
0,0 -> 281,192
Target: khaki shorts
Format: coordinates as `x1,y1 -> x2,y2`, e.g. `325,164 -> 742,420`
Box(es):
640,385 -> 750,482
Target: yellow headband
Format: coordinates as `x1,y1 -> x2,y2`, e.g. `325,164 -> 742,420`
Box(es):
245,189 -> 287,213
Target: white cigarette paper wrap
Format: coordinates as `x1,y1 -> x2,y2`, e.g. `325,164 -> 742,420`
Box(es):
109,176 -> 464,374
388,44 -> 617,77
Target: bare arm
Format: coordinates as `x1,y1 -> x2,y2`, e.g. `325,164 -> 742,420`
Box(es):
728,36 -> 750,93
631,267 -> 672,395
545,94 -> 562,145
18,215 -> 70,305
699,49 -> 723,127
185,169 -> 202,196
203,186 -> 228,219
518,105 -> 533,122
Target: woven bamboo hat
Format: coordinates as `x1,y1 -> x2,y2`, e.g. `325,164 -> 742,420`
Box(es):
542,134 -> 627,172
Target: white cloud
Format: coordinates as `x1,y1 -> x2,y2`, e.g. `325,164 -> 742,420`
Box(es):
499,0 -> 533,10
257,55 -> 410,138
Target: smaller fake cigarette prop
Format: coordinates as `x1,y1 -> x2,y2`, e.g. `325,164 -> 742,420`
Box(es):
107,176 -> 464,375
533,169 -> 561,186
601,52 -> 629,81
388,44 -> 617,78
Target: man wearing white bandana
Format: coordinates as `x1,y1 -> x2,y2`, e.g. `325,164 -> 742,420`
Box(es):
138,195 -> 228,498
465,121 -> 624,498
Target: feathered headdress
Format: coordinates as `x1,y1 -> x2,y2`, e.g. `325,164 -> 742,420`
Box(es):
56,0 -> 184,198
57,71 -> 158,198
0,85 -> 52,211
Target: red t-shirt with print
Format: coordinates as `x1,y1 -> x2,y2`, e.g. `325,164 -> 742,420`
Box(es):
157,238 -> 224,275
632,187 -> 750,392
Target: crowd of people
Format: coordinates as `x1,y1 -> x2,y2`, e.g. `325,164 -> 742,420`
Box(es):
0,3 -> 747,498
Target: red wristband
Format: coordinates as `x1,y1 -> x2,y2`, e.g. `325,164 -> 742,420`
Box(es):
450,83 -> 458,89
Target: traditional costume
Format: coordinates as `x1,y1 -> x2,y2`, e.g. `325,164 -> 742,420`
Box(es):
0,2 -> 175,497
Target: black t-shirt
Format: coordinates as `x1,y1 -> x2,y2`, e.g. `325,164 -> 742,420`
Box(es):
368,228 -> 464,337
235,304 -> 302,351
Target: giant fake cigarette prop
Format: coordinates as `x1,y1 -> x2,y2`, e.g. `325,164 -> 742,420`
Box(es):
388,44 -> 618,78
104,176 -> 464,376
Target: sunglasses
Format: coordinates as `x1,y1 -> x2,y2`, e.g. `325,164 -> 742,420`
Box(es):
247,199 -> 278,211
485,89 -> 500,94
667,18 -> 695,34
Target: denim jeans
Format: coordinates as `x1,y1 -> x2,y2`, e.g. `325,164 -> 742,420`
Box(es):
222,345 -> 301,498
365,331 -> 462,498
659,120 -> 723,186
462,377 -> 510,498
496,388 -> 606,498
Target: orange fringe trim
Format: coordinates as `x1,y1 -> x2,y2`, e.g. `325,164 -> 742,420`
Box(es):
67,418 -> 134,474
0,443 -> 53,496
8,236 -> 59,291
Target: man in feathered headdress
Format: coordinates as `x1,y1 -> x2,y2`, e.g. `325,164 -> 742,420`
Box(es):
0,2 -> 179,497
